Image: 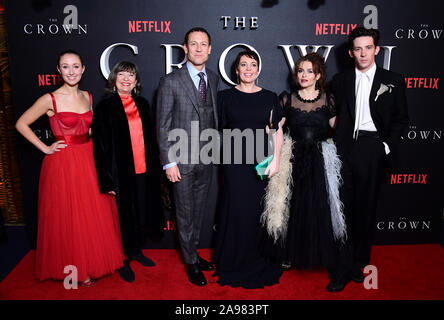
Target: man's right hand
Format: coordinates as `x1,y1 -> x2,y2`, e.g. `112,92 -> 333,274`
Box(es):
166,165 -> 181,183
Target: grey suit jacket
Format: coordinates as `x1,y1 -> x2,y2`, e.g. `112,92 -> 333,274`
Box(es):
156,66 -> 219,173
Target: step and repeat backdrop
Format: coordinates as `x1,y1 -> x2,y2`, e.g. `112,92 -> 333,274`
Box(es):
4,0 -> 443,248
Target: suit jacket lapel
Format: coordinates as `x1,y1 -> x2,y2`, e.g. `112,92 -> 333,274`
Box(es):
369,67 -> 382,110
346,69 -> 356,119
177,67 -> 200,114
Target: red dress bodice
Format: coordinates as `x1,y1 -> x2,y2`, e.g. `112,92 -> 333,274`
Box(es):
48,92 -> 92,145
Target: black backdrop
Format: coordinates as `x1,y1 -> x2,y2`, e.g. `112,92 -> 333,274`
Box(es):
4,0 -> 443,249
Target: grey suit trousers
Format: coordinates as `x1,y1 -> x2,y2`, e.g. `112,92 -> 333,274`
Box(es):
172,163 -> 213,264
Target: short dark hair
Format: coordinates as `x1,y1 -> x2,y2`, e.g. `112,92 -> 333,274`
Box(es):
293,52 -> 327,91
234,50 -> 260,70
106,61 -> 142,96
348,27 -> 380,50
183,27 -> 211,45
58,50 -> 83,66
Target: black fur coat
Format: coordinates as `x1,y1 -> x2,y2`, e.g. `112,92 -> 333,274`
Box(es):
92,93 -> 163,243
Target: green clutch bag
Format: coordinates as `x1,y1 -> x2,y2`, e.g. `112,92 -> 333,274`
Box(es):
255,155 -> 274,180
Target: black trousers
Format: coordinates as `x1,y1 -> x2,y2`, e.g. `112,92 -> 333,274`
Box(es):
172,164 -> 213,264
335,134 -> 387,276
121,173 -> 147,259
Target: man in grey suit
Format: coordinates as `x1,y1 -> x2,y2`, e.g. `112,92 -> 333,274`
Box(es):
156,27 -> 219,286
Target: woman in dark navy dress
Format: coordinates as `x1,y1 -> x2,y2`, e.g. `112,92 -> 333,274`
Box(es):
213,51 -> 284,288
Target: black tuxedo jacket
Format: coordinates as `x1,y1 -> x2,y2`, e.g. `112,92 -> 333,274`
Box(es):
92,93 -> 163,237
332,66 -> 409,159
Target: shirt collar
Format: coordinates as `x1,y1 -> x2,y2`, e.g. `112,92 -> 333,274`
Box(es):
186,61 -> 206,78
355,63 -> 377,82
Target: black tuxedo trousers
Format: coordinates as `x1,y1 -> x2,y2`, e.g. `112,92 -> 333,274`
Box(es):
338,135 -> 387,272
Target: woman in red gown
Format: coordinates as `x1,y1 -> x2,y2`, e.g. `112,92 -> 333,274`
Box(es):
15,50 -> 125,286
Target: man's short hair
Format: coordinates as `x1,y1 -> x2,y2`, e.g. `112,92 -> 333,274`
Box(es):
183,27 -> 211,45
348,27 -> 380,49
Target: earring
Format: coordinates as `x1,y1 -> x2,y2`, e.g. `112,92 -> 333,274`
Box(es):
236,73 -> 239,84
255,77 -> 259,86
113,86 -> 116,92
315,80 -> 319,90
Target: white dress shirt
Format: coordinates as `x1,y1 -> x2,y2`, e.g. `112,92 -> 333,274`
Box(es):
354,63 -> 390,154
354,63 -> 377,137
186,61 -> 208,89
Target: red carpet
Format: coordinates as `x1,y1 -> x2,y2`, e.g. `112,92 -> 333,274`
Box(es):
0,244 -> 442,300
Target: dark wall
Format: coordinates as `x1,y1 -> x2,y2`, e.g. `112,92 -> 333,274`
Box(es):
4,0 -> 443,248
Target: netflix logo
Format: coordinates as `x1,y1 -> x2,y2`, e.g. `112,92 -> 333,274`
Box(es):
390,174 -> 427,184
38,74 -> 63,86
164,219 -> 176,231
315,23 -> 357,35
128,21 -> 171,33
404,77 -> 439,89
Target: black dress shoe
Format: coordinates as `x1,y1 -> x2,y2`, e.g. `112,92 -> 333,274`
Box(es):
198,256 -> 214,271
326,275 -> 350,292
119,262 -> 135,283
187,263 -> 207,286
282,261 -> 291,270
351,267 -> 364,283
131,252 -> 156,267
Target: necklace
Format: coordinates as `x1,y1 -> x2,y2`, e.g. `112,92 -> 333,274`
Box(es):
295,90 -> 321,103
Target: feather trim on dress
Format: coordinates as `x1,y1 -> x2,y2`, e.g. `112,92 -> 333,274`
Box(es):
260,132 -> 294,245
321,140 -> 347,242
261,135 -> 347,245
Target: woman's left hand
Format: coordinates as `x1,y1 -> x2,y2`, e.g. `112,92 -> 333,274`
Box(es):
265,157 -> 279,178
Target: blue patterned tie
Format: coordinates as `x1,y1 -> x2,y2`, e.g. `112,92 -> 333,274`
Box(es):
198,72 -> 206,102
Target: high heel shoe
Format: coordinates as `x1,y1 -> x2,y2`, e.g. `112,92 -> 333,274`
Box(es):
80,278 -> 96,287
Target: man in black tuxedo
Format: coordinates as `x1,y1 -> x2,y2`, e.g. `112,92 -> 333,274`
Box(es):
328,27 -> 409,292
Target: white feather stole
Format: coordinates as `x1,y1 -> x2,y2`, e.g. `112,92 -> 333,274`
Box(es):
260,132 -> 294,245
261,135 -> 347,245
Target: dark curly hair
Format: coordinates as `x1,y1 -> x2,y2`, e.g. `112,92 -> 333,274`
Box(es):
106,61 -> 142,96
348,27 -> 380,50
293,52 -> 326,91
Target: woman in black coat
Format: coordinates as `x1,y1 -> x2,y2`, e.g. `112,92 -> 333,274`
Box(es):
92,61 -> 163,282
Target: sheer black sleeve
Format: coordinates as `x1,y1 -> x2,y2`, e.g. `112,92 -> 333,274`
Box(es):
271,92 -> 284,130
278,90 -> 290,110
275,91 -> 290,133
326,91 -> 336,119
